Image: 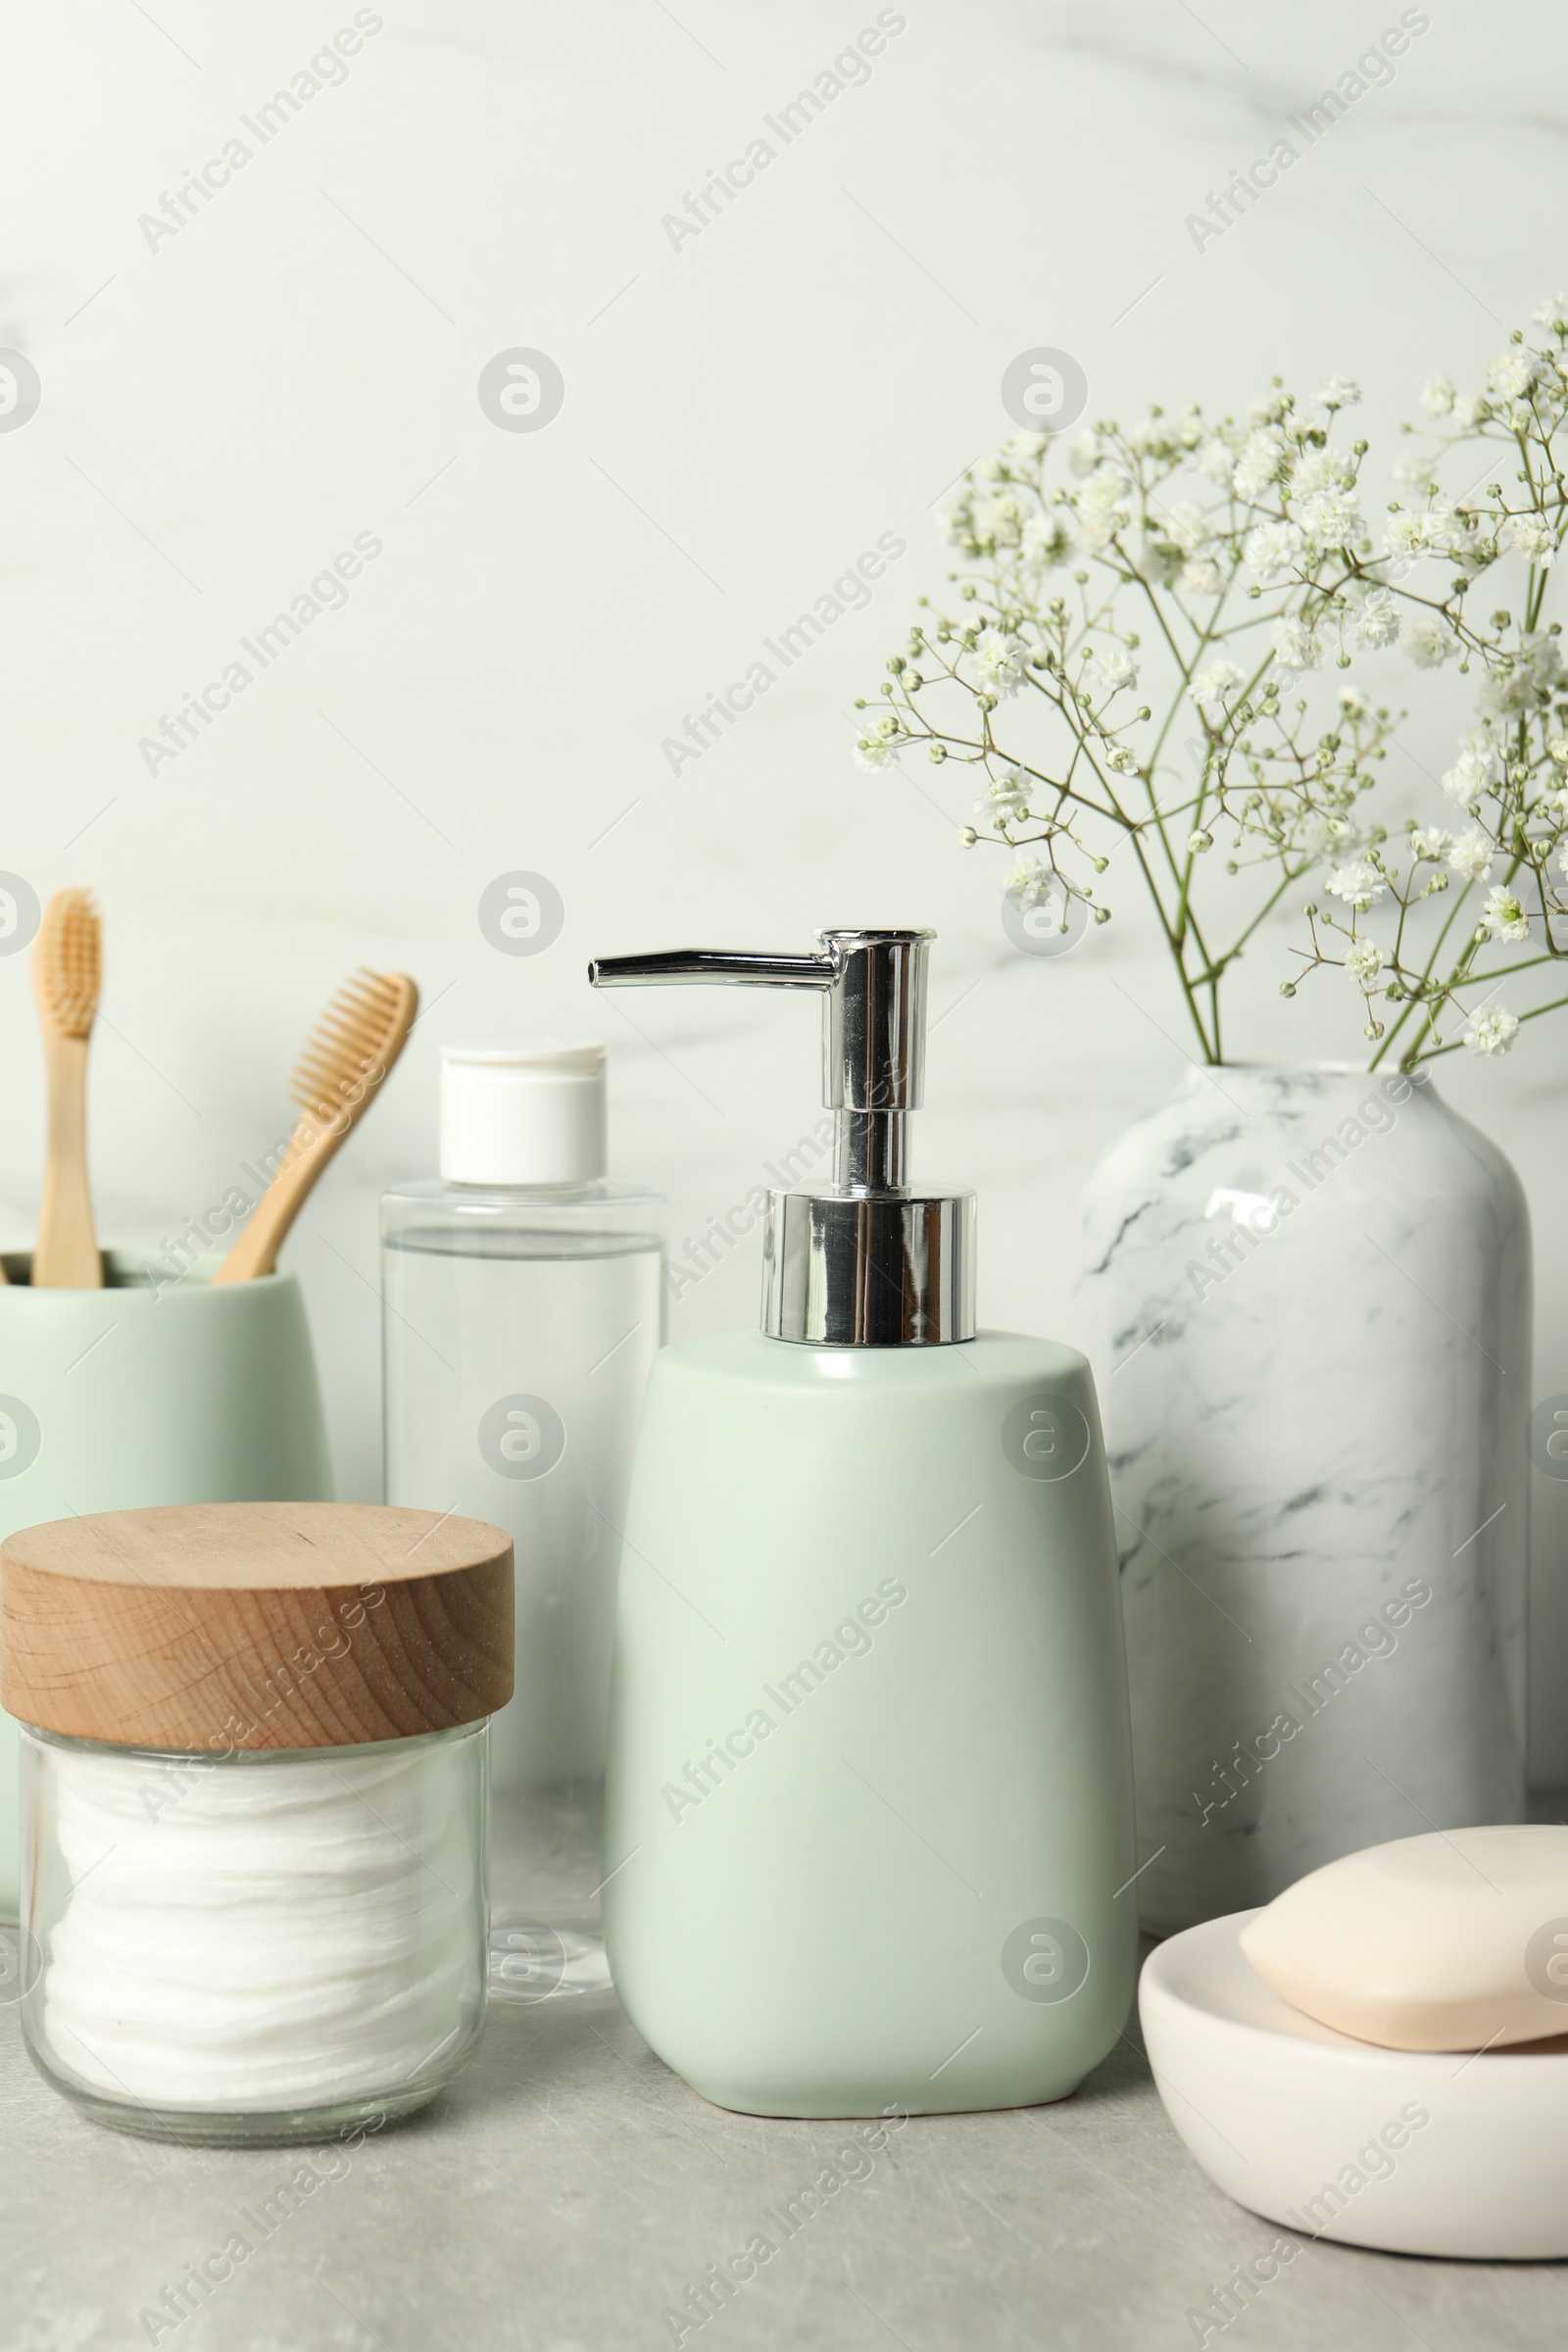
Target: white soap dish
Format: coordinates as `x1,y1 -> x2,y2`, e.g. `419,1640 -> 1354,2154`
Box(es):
1140,1910 -> 1568,2259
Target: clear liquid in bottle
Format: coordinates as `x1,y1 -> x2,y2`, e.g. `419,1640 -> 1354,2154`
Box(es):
381,1045 -> 662,1995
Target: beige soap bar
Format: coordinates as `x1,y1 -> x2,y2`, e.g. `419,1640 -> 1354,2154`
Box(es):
1240,1826 -> 1568,2052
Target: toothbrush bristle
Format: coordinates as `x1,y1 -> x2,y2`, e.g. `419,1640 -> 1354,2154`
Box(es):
36,890 -> 101,1039
290,967 -> 417,1125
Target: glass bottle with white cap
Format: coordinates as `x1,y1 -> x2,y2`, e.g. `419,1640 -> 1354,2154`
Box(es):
381,1043 -> 662,1992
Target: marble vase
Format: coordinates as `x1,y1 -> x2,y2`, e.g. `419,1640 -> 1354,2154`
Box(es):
1083,1066 -> 1530,1937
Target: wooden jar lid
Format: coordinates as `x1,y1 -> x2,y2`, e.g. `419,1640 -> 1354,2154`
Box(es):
0,1502 -> 514,1751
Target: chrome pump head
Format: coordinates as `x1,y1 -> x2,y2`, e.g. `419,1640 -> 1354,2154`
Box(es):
588,928 -> 975,1346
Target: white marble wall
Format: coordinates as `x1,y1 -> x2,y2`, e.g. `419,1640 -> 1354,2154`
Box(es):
3,0 -> 1567,1773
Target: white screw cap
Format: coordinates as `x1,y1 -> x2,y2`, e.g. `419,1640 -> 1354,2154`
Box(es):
439,1042 -> 607,1185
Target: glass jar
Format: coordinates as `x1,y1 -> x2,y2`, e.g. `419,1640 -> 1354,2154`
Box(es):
19,1722 -> 486,2145
0,1498 -> 514,2145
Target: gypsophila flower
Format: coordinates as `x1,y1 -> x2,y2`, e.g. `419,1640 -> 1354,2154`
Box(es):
1385,509 -> 1448,565
1351,587 -> 1400,649
1480,886 -> 1530,943
1075,466 -> 1134,553
1188,660 -> 1243,712
1325,858 -> 1387,910
1182,557 -> 1224,597
1392,514 -> 1429,564
971,493 -> 1024,549
863,321 -> 1568,1075
975,766 -> 1031,823
855,718 -> 901,772
1021,512 -> 1073,568
1481,628 -> 1565,713
1160,502 -> 1210,555
1441,745 -> 1496,808
1488,347 -> 1539,400
1446,828 -> 1494,883
1465,1004 -> 1520,1055
1303,811 -> 1358,857
1243,521 -> 1301,580
1447,507 -> 1492,565
973,627 -> 1030,695
1271,614 -> 1322,671
1292,448 -> 1354,497
1233,427 -> 1285,501
1298,489 -> 1360,550
1507,514 -> 1559,565
1083,646 -> 1139,696
1003,855 -> 1056,907
1520,629 -> 1564,690
1400,613 -> 1458,668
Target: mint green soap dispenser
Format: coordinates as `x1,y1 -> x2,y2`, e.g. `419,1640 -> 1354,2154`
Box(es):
588,928 -> 1136,2118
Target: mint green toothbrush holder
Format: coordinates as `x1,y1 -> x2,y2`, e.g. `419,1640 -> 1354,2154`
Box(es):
0,1251 -> 333,1917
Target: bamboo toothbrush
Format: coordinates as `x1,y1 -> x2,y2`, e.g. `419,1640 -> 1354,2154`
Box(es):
32,889 -> 104,1289
214,968 -> 418,1284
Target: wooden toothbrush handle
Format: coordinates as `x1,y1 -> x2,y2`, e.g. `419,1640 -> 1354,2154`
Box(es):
33,1034 -> 102,1289
212,1112 -> 353,1284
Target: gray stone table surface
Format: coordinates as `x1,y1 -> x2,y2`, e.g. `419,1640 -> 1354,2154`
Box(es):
4,1959 -> 1568,2352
